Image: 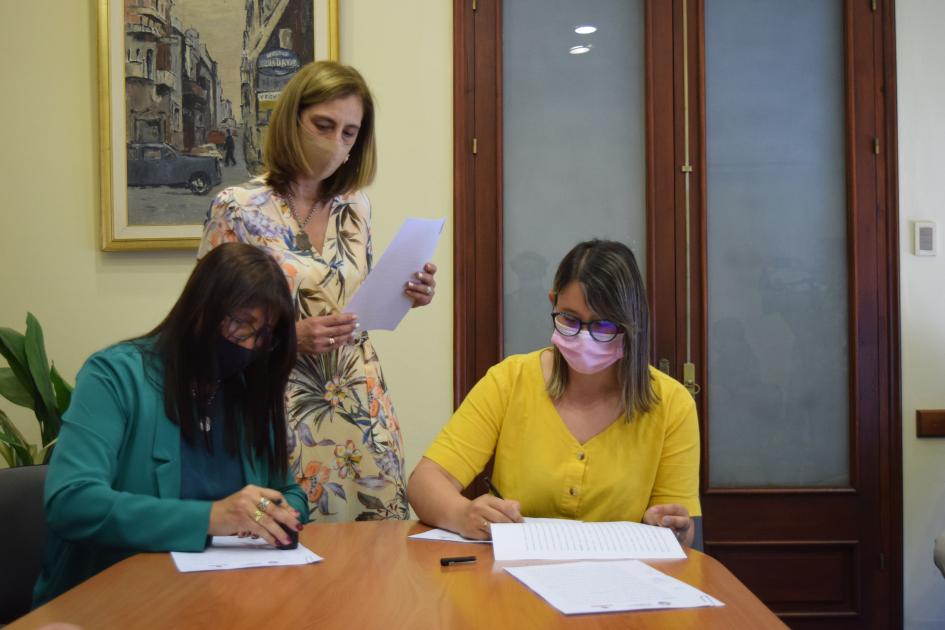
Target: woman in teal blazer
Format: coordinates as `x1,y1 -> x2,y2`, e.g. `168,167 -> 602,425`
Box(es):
34,243 -> 310,606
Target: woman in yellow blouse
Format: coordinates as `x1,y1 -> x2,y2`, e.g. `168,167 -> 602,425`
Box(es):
407,240 -> 700,544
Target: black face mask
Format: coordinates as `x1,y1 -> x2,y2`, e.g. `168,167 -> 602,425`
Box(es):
216,335 -> 258,379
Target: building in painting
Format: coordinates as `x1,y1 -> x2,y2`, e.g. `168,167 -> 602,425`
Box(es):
240,0 -> 314,172
181,27 -> 221,148
125,0 -> 181,146
124,0 -> 224,151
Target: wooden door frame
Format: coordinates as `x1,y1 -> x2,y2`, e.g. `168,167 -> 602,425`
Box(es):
692,2 -> 902,627
453,0 -> 901,624
453,0 -> 503,407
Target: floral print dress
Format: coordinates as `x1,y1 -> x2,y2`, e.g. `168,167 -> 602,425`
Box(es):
198,178 -> 408,521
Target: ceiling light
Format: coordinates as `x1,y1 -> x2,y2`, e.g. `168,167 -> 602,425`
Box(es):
575,25 -> 597,35
569,45 -> 591,55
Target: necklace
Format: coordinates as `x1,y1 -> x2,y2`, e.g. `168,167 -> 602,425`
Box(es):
191,380 -> 221,433
285,191 -> 325,252
285,191 -> 324,227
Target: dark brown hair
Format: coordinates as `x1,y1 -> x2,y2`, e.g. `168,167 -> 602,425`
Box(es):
142,243 -> 297,477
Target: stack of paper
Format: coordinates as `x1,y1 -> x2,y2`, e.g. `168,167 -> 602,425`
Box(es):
490,520 -> 687,561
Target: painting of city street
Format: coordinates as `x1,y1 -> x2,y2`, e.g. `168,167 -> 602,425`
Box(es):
100,0 -> 335,250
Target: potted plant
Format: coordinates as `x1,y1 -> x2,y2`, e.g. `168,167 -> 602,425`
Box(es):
0,313 -> 72,467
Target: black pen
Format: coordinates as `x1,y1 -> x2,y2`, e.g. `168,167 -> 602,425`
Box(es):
440,555 -> 477,566
483,476 -> 504,500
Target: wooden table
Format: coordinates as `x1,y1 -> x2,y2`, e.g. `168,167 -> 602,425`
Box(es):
12,521 -> 785,629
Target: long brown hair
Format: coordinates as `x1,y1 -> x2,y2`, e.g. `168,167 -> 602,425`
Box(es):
141,243 -> 297,477
547,239 -> 658,421
264,61 -> 377,199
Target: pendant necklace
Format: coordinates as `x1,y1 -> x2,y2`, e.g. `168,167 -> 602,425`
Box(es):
286,190 -> 324,252
191,380 -> 221,433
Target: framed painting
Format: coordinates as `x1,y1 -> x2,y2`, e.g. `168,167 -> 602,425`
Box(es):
98,0 -> 339,251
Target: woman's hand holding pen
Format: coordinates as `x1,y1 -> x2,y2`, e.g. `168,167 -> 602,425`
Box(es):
209,485 -> 303,547
643,503 -> 694,547
458,494 -> 524,540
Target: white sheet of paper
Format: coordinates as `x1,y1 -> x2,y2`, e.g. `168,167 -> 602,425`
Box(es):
343,217 -> 445,330
505,560 -> 724,615
408,528 -> 491,544
406,518 -> 568,545
491,520 -> 687,562
170,536 -> 323,573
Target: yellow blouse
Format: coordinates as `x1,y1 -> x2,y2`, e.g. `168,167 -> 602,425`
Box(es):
424,350 -> 701,522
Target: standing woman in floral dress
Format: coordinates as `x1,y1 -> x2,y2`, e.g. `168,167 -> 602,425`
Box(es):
198,61 -> 437,521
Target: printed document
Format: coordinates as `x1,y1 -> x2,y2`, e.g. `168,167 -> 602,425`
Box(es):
344,217 -> 446,330
171,536 -> 323,572
505,560 -> 724,615
490,520 -> 686,562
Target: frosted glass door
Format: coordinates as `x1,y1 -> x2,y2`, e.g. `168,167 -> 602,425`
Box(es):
705,0 -> 849,487
503,0 -> 646,356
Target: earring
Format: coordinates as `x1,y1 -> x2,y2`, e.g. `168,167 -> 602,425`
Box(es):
344,154 -> 350,163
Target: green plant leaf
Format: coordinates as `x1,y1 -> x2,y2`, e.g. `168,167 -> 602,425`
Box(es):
32,401 -> 62,448
0,435 -> 31,467
0,406 -> 28,445
0,326 -> 35,399
0,366 -> 34,409
50,363 -> 73,415
0,409 -> 32,467
24,313 -> 57,418
35,437 -> 57,465
0,441 -> 14,468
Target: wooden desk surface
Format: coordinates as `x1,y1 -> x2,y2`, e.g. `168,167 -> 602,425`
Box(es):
12,521 -> 786,629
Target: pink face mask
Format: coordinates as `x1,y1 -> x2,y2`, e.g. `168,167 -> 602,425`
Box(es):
551,329 -> 625,374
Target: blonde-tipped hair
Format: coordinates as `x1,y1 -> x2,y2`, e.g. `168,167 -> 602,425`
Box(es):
547,239 -> 658,421
264,61 -> 377,199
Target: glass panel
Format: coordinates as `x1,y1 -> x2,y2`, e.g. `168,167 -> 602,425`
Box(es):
503,0 -> 646,357
705,0 -> 849,487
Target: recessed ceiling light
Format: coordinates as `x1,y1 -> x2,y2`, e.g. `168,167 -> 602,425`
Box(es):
569,45 -> 591,55
575,25 -> 597,35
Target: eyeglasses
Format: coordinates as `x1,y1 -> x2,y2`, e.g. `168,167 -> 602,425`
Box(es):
223,316 -> 279,351
551,312 -> 622,342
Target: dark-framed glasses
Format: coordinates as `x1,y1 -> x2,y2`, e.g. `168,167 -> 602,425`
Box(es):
223,316 -> 279,351
551,312 -> 622,342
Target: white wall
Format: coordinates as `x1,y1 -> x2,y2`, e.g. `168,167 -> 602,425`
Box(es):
897,1 -> 945,628
0,0 -> 453,478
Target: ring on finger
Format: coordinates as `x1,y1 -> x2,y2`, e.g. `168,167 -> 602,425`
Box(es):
253,508 -> 265,523
257,497 -> 271,512
425,286 -> 432,295
328,336 -> 335,346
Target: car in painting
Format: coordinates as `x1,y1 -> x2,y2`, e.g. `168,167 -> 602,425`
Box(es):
189,143 -> 224,163
127,143 -> 222,195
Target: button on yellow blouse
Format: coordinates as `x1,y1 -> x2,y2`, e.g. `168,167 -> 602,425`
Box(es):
423,350 -> 701,523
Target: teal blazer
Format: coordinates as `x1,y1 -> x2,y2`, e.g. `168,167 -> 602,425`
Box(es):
33,341 -> 308,606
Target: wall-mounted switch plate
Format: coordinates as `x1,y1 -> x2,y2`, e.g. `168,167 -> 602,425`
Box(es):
914,221 -> 937,256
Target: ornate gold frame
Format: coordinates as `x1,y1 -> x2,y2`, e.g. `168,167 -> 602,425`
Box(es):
98,0 -> 339,251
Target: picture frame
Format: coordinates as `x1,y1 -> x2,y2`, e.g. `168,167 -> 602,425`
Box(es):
98,0 -> 339,251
